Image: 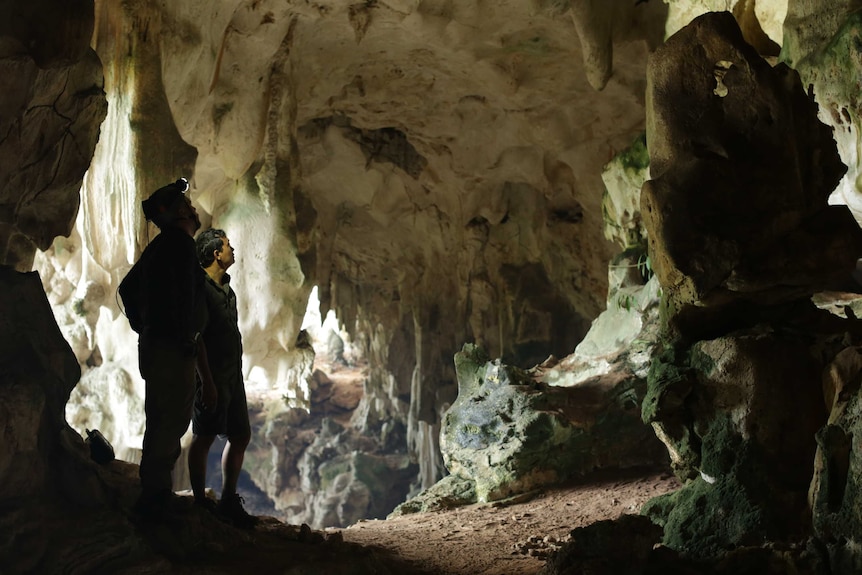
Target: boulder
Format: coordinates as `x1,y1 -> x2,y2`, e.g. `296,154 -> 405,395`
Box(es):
643,327 -> 838,556
439,344 -> 666,504
637,11 -> 862,563
641,11 -> 862,339
0,16 -> 106,270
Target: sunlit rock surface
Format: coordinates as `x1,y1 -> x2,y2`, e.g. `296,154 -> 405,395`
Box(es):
40,0 -> 676,512
10,0 -> 862,571
782,2 -> 862,226
439,343 -> 666,504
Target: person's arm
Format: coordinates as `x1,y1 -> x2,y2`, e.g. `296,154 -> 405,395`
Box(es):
195,337 -> 218,410
176,236 -> 199,348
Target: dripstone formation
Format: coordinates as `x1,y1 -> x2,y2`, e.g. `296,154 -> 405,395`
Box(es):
4,1 -> 862,574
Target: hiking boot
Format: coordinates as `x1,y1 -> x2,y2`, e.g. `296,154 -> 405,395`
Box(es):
217,493 -> 258,529
194,497 -> 219,513
133,489 -> 192,522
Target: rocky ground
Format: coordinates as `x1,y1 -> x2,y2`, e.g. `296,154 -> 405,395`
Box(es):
230,350 -> 682,575
13,351 -> 681,575
172,465 -> 680,575
47,458 -> 677,575
337,467 -> 680,575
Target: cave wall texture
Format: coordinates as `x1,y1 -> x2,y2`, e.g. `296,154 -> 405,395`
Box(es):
6,0 -> 862,568
17,0 -> 678,498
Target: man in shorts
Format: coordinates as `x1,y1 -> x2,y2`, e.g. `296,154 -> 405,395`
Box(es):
187,228 -> 257,529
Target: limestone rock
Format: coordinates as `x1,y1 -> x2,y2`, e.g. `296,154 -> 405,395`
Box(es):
439,344 -> 666,504
541,514 -> 663,575
388,473 -> 477,517
0,269 -> 80,433
783,3 -> 862,227
0,268 -> 111,570
0,1 -> 107,270
662,1 -> 786,46
570,262 -> 660,368
65,363 -> 145,464
552,129 -> 660,387
810,346 -> 862,553
811,290 -> 862,322
642,326 -> 842,556
642,11 -> 862,337
601,132 -> 651,250
250,398 -> 418,529
634,8 -> 862,568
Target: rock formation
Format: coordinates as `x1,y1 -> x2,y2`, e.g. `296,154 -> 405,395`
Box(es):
0,1 -> 106,271
26,0 -> 676,521
6,0 -> 862,573
437,340 -> 666,504
578,9 -> 862,573
642,9 -> 861,339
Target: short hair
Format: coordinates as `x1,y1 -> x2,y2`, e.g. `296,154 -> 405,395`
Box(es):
196,228 -> 227,267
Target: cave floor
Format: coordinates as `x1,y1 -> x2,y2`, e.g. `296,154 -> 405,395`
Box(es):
337,467 -> 680,575
32,464 -> 678,574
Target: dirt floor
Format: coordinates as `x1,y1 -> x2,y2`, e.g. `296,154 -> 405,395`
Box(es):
337,467 -> 681,575
235,355 -> 683,575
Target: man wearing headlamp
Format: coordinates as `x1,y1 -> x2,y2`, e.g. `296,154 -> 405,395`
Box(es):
120,177 -> 216,520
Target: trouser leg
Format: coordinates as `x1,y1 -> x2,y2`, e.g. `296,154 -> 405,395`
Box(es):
138,337 -> 196,495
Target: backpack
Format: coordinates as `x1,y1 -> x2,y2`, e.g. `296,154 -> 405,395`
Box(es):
118,260 -> 144,333
85,428 -> 115,464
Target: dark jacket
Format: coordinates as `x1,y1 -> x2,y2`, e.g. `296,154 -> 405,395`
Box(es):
121,228 -> 205,347
200,273 -> 243,388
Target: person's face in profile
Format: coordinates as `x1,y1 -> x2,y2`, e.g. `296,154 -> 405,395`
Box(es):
217,237 -> 235,270
176,196 -> 201,232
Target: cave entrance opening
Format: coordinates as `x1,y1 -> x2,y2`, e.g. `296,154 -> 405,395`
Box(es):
299,285 -> 366,419
301,285 -> 350,367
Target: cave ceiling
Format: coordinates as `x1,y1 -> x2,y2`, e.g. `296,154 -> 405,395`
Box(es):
7,0 -> 857,406
9,0 -> 862,555
98,0 -> 673,369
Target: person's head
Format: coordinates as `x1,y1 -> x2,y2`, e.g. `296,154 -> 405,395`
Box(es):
141,178 -> 201,234
196,228 -> 235,271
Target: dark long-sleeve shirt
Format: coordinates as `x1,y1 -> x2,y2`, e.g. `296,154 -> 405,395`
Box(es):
135,228 -> 206,345
200,273 -> 243,388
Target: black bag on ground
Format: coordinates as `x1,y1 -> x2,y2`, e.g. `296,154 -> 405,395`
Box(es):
85,429 -> 115,464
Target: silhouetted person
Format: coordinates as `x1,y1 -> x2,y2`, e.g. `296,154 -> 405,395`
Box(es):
120,178 -> 215,520
187,228 -> 258,529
